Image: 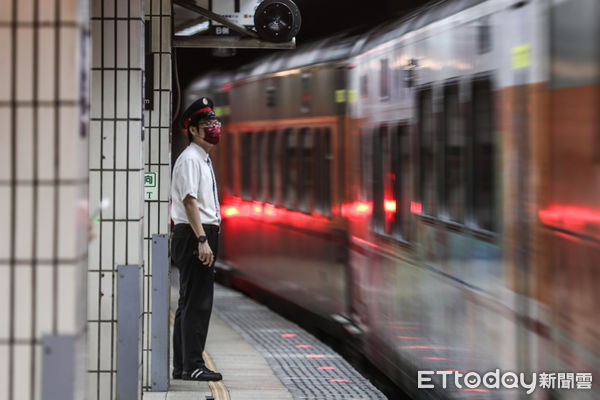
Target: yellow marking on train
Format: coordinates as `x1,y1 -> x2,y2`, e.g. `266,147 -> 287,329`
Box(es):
203,351 -> 230,400
347,89 -> 358,103
335,89 -> 346,103
224,105 -> 231,116
214,106 -> 223,116
511,44 -> 531,69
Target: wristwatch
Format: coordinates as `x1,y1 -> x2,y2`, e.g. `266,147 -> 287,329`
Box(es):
197,235 -> 207,244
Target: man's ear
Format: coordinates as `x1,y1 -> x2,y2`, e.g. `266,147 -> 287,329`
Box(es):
189,125 -> 198,136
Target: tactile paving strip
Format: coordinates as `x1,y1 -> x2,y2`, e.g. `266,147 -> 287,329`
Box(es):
213,284 -> 387,400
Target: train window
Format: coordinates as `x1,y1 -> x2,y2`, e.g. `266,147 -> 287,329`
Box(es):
373,123 -> 411,238
372,126 -> 385,231
360,74 -> 368,98
317,127 -> 332,216
266,82 -> 277,107
241,131 -> 253,200
301,73 -> 311,113
360,128 -> 371,200
472,78 -> 495,231
394,123 -> 412,240
282,128 -> 297,209
477,18 -> 491,55
298,128 -> 314,213
255,130 -> 266,201
380,59 -> 390,100
266,129 -> 277,203
443,83 -> 464,223
418,87 -> 435,216
226,132 -> 235,195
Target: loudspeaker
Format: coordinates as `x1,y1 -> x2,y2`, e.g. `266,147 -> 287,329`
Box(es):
254,0 -> 301,43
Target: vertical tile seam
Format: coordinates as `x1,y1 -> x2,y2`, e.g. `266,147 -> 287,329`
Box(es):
52,0 -> 62,336
157,0 -> 163,242
110,0 -> 118,396
30,0 -> 40,398
125,0 -> 130,269
96,1 -> 105,398
8,0 -> 17,398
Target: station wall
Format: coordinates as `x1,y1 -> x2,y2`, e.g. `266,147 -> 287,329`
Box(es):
88,0 -> 172,398
0,0 -> 91,399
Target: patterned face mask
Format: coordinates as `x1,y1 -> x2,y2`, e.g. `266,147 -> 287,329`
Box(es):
203,126 -> 221,144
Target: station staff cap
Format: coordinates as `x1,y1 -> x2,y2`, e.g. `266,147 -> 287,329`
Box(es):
180,97 -> 218,129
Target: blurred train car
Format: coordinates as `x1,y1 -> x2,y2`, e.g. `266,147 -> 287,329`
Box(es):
183,0 -> 600,398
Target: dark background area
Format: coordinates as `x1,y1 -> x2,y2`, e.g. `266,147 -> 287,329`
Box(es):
174,0 -> 428,91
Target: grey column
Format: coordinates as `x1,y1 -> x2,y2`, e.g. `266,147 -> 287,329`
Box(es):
41,335 -> 77,400
151,234 -> 170,391
116,265 -> 143,400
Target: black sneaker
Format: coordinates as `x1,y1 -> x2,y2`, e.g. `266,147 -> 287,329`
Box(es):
172,370 -> 182,380
182,366 -> 223,381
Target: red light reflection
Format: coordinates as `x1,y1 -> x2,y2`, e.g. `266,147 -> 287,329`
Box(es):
223,206 -> 240,217
387,326 -> 420,330
264,204 -> 276,216
384,200 -> 396,212
341,201 -> 373,218
252,202 -> 263,214
410,201 -> 422,214
538,205 -> 600,237
221,197 -> 328,223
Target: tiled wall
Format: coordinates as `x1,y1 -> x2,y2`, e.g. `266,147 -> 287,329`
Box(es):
143,0 -> 172,391
0,0 -> 90,399
88,0 -> 146,398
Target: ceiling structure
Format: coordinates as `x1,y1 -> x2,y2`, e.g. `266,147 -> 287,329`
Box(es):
173,0 -> 429,92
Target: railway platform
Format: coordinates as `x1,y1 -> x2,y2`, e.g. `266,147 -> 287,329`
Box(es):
143,277 -> 386,400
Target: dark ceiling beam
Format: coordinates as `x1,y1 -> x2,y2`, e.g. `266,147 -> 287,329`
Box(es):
173,36 -> 295,49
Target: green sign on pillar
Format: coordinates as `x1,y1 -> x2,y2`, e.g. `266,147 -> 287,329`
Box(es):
145,172 -> 158,201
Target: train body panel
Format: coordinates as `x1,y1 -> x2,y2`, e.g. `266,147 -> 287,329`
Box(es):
182,0 -> 600,397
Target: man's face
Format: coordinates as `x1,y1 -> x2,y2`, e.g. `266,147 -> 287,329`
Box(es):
191,119 -> 220,138
198,119 -> 221,130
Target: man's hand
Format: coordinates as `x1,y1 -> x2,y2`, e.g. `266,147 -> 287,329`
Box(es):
197,241 -> 214,266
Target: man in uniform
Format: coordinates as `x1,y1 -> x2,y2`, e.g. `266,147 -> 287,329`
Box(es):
170,97 -> 223,381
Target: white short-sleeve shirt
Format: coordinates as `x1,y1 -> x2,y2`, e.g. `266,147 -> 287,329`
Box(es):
171,142 -> 221,226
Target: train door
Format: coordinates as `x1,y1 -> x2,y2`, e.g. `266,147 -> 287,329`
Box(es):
504,0 -> 536,386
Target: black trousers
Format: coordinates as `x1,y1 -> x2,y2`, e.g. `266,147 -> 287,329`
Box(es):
171,223 -> 219,373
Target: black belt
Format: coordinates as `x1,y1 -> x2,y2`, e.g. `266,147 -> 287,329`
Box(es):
202,224 -> 220,233
174,223 -> 220,234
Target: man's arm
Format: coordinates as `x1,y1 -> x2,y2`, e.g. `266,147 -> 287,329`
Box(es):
183,195 -> 214,266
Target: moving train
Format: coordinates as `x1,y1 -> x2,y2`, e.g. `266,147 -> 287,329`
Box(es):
182,0 -> 600,398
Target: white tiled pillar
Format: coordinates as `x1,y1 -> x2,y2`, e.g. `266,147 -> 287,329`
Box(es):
88,0 -> 146,399
142,0 -> 172,391
0,0 -> 90,399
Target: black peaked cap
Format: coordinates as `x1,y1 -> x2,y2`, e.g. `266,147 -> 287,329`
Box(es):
180,97 -> 217,129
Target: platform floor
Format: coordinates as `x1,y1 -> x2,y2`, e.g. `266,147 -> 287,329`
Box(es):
144,276 -> 386,400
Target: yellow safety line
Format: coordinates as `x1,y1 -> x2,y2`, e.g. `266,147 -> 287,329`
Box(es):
171,311 -> 230,399
203,351 -> 230,400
